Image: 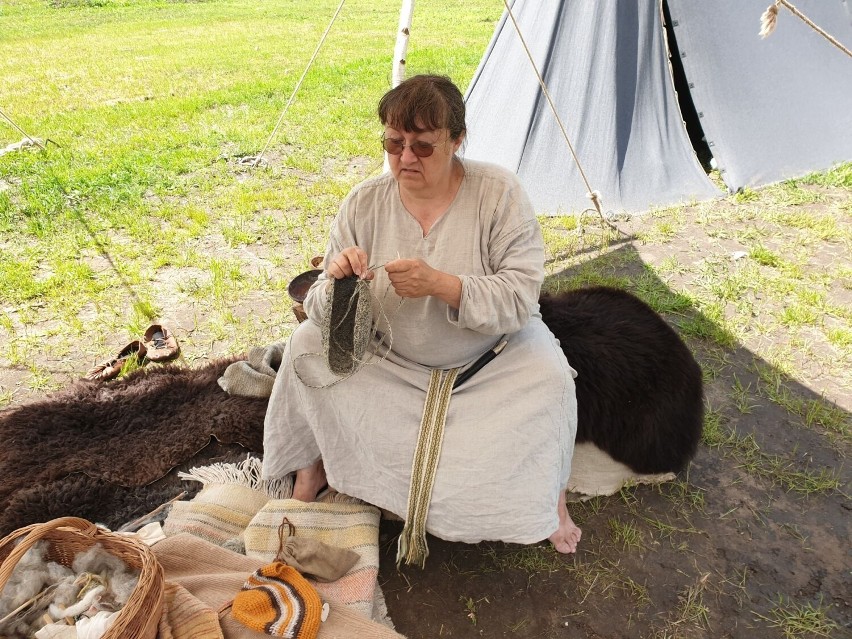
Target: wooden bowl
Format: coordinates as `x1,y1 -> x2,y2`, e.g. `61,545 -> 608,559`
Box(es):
287,269 -> 322,303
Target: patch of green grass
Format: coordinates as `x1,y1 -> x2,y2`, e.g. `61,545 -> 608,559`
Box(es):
732,375 -> 759,414
543,273 -> 631,295
797,162 -> 852,188
633,269 -> 696,315
763,181 -> 828,207
572,550 -> 652,607
697,347 -> 730,383
677,303 -> 737,349
717,429 -> 840,495
657,479 -> 706,514
702,392 -> 842,494
764,209 -> 842,241
701,403 -> 727,448
540,215 -> 581,261
25,367 -> 61,393
748,244 -> 781,267
0,0 -> 499,373
754,362 -> 850,438
459,595 -> 489,626
647,220 -> 678,243
654,255 -> 684,275
733,188 -> 760,204
753,595 -> 838,638
778,303 -> 819,328
826,327 -> 852,351
568,495 -> 609,526
608,517 -> 645,552
0,387 -> 15,407
481,545 -> 564,575
672,579 -> 711,631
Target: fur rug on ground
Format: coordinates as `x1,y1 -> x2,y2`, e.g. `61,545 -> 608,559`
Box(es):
0,357 -> 267,536
0,286 -> 704,536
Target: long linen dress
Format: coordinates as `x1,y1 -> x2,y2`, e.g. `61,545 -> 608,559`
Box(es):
263,159 -> 578,545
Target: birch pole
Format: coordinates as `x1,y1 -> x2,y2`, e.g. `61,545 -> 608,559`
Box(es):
385,0 -> 415,172
392,0 -> 415,87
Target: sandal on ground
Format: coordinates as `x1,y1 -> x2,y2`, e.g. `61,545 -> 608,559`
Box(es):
84,340 -> 147,382
142,324 -> 181,362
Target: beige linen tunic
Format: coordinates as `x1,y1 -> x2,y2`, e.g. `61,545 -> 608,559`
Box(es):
263,159 -> 578,545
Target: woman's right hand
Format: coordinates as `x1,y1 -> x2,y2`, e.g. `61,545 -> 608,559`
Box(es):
326,247 -> 373,280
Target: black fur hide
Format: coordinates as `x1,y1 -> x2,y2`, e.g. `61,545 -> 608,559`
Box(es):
539,286 -> 704,474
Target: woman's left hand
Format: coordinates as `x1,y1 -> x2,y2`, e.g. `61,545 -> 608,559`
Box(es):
385,258 -> 462,308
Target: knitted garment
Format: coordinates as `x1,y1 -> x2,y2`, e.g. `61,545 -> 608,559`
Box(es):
322,276 -> 372,376
232,562 -> 322,639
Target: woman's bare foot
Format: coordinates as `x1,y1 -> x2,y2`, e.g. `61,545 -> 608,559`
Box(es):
549,489 -> 582,554
292,458 -> 327,502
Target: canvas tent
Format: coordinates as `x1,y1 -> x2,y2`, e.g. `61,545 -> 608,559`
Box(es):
463,0 -> 852,215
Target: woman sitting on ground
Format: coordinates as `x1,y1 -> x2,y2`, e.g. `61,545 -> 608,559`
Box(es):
262,74 -> 581,555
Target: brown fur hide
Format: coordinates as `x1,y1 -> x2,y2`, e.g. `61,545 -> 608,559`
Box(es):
0,357 -> 267,536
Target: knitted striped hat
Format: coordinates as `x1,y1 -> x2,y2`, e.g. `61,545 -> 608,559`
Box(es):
232,562 -> 322,638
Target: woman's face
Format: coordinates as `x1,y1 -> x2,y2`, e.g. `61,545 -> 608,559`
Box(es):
383,126 -> 463,194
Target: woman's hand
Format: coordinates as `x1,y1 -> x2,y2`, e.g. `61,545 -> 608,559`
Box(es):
385,258 -> 461,308
327,247 -> 374,280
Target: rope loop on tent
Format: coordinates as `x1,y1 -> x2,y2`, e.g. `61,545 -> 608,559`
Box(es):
501,0 -> 624,236
760,0 -> 852,58
249,0 -> 347,167
587,191 -> 602,211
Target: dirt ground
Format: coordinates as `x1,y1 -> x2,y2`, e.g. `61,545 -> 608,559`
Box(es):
1,183 -> 849,638
377,236 -> 850,638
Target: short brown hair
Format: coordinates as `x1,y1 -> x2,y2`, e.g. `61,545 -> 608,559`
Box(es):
378,74 -> 466,140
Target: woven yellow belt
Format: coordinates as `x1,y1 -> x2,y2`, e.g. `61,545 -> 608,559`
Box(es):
396,367 -> 460,568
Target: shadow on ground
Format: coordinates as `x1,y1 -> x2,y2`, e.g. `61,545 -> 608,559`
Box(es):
378,243 -> 850,639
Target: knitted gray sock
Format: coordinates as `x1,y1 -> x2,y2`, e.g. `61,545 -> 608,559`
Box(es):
322,276 -> 372,376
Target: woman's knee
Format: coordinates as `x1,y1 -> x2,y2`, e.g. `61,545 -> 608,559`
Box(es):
288,318 -> 322,355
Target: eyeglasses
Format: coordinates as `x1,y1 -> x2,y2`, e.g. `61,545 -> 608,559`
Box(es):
381,136 -> 440,158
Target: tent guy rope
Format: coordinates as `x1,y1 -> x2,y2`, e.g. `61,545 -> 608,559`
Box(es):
501,0 -> 624,235
0,107 -> 48,151
760,0 -> 852,58
250,0 -> 347,167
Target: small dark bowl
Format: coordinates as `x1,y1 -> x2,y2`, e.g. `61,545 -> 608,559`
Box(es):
287,269 -> 322,303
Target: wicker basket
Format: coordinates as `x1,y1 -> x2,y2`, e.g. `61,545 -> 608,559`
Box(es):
0,516 -> 164,639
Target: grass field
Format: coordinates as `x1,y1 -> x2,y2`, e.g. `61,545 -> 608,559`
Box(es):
1,1 -> 850,637
0,0 -> 500,365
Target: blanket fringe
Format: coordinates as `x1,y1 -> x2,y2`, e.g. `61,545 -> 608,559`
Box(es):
178,455 -> 293,500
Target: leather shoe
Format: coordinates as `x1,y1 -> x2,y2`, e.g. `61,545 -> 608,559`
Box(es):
142,324 -> 180,362
85,340 -> 147,381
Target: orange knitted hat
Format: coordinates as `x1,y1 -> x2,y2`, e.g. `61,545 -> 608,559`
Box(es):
232,562 -> 323,638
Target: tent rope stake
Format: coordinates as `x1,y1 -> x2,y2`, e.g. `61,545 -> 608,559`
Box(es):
0,107 -> 47,150
501,0 -> 624,235
760,0 -> 852,58
251,0 -> 347,167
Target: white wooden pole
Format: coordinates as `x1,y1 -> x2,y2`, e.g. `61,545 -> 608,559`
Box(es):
385,0 -> 415,172
392,0 -> 415,87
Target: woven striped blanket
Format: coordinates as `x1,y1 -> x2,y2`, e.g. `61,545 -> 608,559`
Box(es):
162,457 -> 387,623
243,499 -> 381,620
